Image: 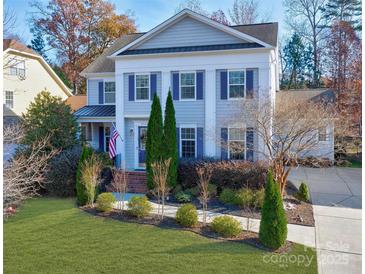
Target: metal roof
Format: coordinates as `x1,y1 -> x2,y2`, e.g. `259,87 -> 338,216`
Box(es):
74,105 -> 115,117
119,43 -> 263,56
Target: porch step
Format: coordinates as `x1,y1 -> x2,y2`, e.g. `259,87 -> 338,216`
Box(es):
126,171 -> 148,193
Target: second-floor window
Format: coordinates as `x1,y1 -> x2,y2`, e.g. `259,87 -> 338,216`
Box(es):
181,127 -> 196,158
180,72 -> 196,100
136,74 -> 150,101
4,91 -> 14,109
228,128 -> 245,160
9,60 -> 25,78
104,82 -> 115,104
228,70 -> 245,99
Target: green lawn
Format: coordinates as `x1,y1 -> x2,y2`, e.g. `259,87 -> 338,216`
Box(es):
349,159 -> 362,168
4,198 -> 317,274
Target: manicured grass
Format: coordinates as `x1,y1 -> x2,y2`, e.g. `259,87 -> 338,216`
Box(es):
4,198 -> 318,274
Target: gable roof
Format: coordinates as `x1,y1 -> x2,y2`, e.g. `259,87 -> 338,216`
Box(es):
276,89 -> 336,105
4,39 -> 73,97
81,9 -> 278,75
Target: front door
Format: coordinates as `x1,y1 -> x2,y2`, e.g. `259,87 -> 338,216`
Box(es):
138,126 -> 147,168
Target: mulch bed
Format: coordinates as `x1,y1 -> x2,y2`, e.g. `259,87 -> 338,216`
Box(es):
81,206 -> 294,254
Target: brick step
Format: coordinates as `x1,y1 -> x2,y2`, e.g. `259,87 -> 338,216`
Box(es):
127,171 -> 148,193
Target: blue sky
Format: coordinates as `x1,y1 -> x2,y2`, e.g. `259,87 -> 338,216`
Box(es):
6,0 -> 286,57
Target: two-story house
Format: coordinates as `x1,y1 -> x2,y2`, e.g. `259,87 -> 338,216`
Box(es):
3,39 -> 72,124
76,9 -> 334,174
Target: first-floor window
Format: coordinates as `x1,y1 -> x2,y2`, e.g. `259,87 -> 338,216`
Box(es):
4,91 -> 14,108
181,127 -> 196,158
228,128 -> 245,160
105,127 -> 110,152
318,127 -> 327,141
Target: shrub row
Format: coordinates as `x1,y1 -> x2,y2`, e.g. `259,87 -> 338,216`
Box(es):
219,188 -> 265,209
178,160 -> 268,190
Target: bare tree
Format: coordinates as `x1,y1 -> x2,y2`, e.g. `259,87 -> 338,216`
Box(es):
283,0 -> 329,87
3,0 -> 17,37
196,164 -> 213,226
81,154 -> 102,207
151,158 -> 171,220
229,0 -> 270,25
175,0 -> 209,16
3,123 -> 24,144
225,94 -> 337,197
4,134 -> 59,217
111,168 -> 128,213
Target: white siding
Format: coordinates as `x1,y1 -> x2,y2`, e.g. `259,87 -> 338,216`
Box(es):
134,16 -> 244,50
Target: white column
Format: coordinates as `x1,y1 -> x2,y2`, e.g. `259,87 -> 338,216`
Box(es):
204,69 -> 216,157
160,70 -> 170,117
115,71 -> 125,169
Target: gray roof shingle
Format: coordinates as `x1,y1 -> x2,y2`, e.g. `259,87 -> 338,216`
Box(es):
74,105 -> 115,117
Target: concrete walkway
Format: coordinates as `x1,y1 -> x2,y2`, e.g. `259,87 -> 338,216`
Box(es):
289,167 -> 362,274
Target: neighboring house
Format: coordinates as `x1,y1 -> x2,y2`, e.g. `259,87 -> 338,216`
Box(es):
3,39 -> 72,124
75,9 -> 334,172
66,95 -> 87,112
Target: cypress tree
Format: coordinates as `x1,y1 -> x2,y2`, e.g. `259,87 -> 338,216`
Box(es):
76,145 -> 93,205
259,169 -> 288,249
146,94 -> 164,189
162,91 -> 178,188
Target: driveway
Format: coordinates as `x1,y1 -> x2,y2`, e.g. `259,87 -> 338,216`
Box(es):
288,167 -> 362,274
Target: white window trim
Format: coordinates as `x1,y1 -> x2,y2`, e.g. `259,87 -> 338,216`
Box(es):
179,71 -> 196,101
104,81 -> 116,105
135,73 -> 150,102
104,126 -> 110,152
227,127 -> 246,160
227,69 -> 246,100
179,125 -> 197,158
4,90 -> 14,109
318,126 -> 328,142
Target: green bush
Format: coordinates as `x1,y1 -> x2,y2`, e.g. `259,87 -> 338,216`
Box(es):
211,216 -> 241,237
253,188 -> 265,209
259,170 -> 287,249
186,184 -> 217,197
235,188 -> 254,208
296,182 -> 310,202
219,189 -> 237,205
76,145 -> 93,205
128,196 -> 152,218
175,191 -> 192,203
96,193 -> 116,212
176,204 -> 198,227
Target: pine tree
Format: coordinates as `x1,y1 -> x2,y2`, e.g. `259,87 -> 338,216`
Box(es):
76,145 -> 93,205
162,91 -> 178,188
146,94 -> 164,189
259,169 -> 288,249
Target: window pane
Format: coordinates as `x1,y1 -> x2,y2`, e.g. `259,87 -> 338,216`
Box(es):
5,91 -> 13,108
181,73 -> 195,86
137,87 -> 149,100
229,85 -> 244,98
104,93 -> 115,104
229,71 -> 244,85
229,141 -> 245,160
182,140 -> 195,158
9,67 -> 17,75
105,82 -> 115,93
181,86 -> 195,99
181,128 -> 195,139
229,128 -> 244,140
136,75 -> 149,88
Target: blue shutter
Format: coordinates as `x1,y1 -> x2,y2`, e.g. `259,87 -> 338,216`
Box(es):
197,127 -> 204,159
246,128 -> 254,161
172,72 -> 179,100
221,128 -> 228,160
128,74 -> 135,101
98,81 -> 104,104
99,126 -> 105,152
150,73 -> 157,100
220,70 -> 227,100
196,71 -> 204,100
246,70 -> 254,99
176,127 -> 180,158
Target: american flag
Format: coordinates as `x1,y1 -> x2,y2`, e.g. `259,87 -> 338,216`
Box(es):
109,126 -> 120,159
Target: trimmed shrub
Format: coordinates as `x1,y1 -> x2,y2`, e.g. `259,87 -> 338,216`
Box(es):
253,188 -> 265,209
178,160 -> 268,190
96,193 -> 116,212
45,145 -> 82,197
175,191 -> 192,203
76,145 -> 93,205
259,170 -> 287,249
235,188 -> 254,208
296,182 -> 310,202
219,189 -> 237,205
211,216 -> 241,237
176,204 -> 198,227
186,184 -> 217,197
128,196 -> 152,218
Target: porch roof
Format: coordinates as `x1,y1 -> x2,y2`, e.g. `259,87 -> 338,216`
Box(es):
74,105 -> 115,117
